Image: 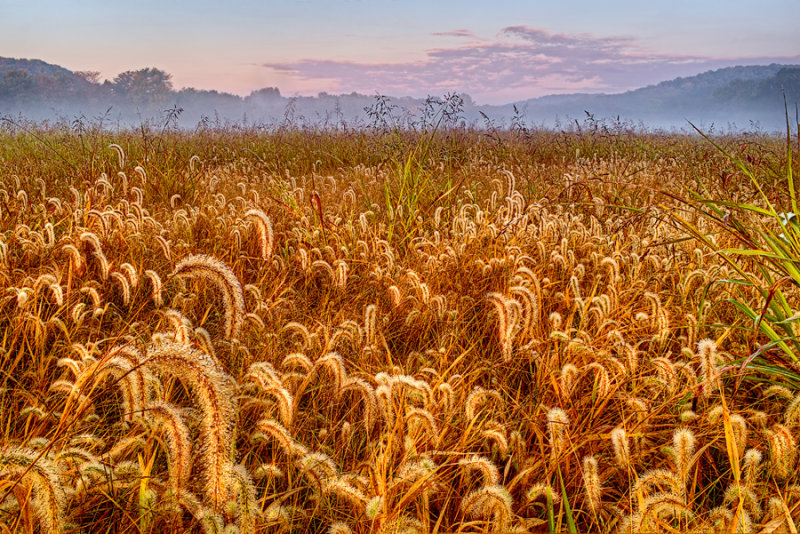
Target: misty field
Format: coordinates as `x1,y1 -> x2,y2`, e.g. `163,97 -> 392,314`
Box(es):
0,119 -> 799,534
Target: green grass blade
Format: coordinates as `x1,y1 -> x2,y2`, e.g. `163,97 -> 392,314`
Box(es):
558,468 -> 578,534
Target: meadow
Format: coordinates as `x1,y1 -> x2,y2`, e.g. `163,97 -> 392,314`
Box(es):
0,115 -> 798,533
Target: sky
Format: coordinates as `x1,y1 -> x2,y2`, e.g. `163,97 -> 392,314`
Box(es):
1,0 -> 799,105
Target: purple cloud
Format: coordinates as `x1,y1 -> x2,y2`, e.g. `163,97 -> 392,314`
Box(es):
263,26 -> 800,104
431,29 -> 486,40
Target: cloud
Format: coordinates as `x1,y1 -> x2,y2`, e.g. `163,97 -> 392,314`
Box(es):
262,26 -> 800,104
431,29 -> 485,40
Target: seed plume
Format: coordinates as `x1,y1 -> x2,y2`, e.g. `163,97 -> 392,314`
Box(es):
173,254 -> 245,340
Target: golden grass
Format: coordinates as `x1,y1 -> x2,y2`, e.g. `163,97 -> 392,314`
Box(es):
0,122 -> 798,533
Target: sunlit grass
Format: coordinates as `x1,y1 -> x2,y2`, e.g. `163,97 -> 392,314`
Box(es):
0,117 -> 797,533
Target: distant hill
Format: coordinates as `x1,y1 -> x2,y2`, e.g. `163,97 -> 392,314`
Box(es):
0,57 -> 78,78
0,57 -> 96,111
511,64 -> 800,130
1,56 -> 798,131
637,64 -> 788,97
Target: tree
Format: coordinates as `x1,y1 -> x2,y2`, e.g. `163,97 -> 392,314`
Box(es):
0,69 -> 35,100
75,71 -> 102,85
247,87 -> 281,101
112,68 -> 173,104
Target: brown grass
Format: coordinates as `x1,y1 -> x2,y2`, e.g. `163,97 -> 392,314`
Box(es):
0,121 -> 797,533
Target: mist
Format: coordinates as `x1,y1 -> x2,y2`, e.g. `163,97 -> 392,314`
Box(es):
1,58 -> 798,133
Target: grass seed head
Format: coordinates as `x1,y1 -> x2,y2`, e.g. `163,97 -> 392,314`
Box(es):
546,408 -> 569,462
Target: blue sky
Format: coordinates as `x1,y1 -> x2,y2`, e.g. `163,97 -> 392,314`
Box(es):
2,0 -> 798,104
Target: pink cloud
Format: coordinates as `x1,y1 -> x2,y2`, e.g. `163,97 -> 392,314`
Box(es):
431,29 -> 486,41
262,26 -> 800,104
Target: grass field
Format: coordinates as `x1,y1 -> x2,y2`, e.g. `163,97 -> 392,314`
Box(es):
0,117 -> 798,533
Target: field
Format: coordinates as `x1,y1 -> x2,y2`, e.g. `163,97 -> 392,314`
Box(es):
0,117 -> 799,533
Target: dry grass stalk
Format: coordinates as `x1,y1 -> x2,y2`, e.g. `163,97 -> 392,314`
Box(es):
143,341 -> 237,509
0,447 -> 65,534
173,254 -> 245,340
